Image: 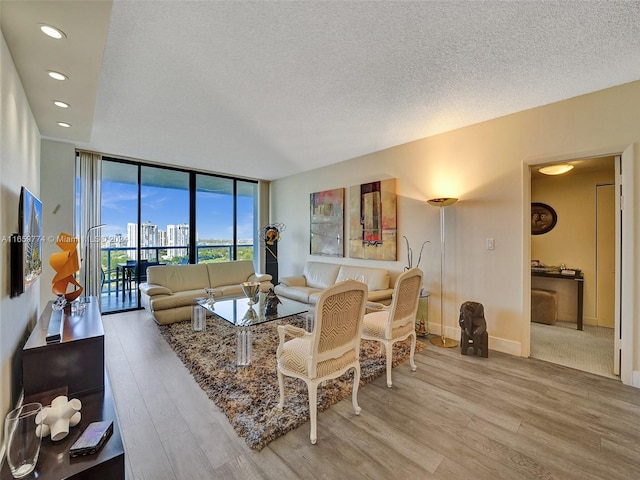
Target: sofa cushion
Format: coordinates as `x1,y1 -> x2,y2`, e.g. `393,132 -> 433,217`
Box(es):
336,265 -> 390,292
207,260 -> 256,288
275,284 -> 323,304
153,305 -> 192,325
139,284 -> 172,296
367,288 -> 394,303
278,275 -> 307,287
150,289 -> 207,311
303,262 -> 340,289
147,264 -> 210,292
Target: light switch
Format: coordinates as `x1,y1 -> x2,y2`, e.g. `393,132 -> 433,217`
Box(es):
486,238 -> 495,250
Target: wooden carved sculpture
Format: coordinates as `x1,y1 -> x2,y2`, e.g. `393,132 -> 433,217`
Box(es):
459,301 -> 489,357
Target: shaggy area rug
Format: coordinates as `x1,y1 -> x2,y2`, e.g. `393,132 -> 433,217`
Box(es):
158,315 -> 424,450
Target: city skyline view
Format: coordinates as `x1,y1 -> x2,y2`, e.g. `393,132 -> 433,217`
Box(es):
100,180 -> 257,246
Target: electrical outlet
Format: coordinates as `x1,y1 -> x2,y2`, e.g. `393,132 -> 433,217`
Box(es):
486,238 -> 495,250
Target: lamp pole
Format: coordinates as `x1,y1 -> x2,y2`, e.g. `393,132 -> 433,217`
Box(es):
82,224 -> 105,302
427,198 -> 458,348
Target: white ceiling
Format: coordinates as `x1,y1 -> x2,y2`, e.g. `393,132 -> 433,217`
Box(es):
3,1 -> 640,181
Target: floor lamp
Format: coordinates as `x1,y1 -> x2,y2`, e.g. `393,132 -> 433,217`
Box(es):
427,198 -> 458,348
82,224 -> 105,302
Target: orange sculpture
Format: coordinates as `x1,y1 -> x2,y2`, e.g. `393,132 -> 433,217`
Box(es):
50,232 -> 83,301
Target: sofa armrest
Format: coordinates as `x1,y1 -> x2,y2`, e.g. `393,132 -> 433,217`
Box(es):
366,301 -> 389,311
278,275 -> 307,287
139,282 -> 172,296
249,272 -> 272,283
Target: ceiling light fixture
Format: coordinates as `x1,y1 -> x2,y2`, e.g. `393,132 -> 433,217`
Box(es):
40,24 -> 66,40
57,122 -> 71,128
48,71 -> 68,81
538,164 -> 574,175
53,100 -> 70,108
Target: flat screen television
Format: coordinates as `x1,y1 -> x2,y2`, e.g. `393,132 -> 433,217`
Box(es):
11,187 -> 43,297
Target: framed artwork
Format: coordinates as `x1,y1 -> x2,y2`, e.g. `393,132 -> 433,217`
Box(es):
531,202 -> 557,235
310,188 -> 344,257
348,179 -> 397,260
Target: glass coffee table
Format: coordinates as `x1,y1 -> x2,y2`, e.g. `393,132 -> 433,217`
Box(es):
198,292 -> 310,365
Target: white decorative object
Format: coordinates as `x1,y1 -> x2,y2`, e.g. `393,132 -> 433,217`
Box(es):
35,395 -> 82,441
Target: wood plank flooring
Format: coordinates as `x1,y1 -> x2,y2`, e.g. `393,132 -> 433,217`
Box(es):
102,310 -> 640,480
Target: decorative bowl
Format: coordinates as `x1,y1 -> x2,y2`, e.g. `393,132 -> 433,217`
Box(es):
241,282 -> 260,306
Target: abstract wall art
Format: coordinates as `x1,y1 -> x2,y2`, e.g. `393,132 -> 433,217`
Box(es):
348,179 -> 397,260
310,188 -> 344,257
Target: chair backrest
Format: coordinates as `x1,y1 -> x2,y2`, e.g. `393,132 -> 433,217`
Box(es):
386,268 -> 423,337
309,280 -> 368,378
139,260 -> 160,282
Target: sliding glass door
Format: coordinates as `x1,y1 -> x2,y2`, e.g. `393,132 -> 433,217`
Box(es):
101,161 -> 138,311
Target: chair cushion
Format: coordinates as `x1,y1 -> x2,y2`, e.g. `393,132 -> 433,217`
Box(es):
279,337 -> 358,379
362,310 -> 389,339
363,310 -> 415,340
279,337 -> 311,375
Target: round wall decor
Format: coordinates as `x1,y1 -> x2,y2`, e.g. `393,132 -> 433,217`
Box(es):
531,202 -> 557,235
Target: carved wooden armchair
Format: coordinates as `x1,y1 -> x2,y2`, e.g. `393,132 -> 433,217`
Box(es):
362,268 -> 422,387
276,280 -> 368,444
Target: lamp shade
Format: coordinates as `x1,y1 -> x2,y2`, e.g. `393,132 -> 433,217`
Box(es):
427,197 -> 458,207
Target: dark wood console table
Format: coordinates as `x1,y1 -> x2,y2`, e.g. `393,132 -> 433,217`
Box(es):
1,297 -> 125,479
532,270 -> 584,330
22,297 -> 104,397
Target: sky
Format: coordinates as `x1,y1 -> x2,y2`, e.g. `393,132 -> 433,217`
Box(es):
100,181 -> 256,243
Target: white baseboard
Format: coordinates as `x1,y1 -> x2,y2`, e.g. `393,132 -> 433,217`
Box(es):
438,324 -> 523,357
632,370 -> 640,388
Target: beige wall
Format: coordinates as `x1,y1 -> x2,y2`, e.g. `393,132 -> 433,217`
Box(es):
531,162 -> 615,325
39,141 -> 77,311
271,80 -> 640,386
1,29 -> 42,446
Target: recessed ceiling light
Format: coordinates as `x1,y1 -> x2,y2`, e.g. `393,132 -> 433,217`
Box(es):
538,164 -> 574,175
57,122 -> 71,128
40,24 -> 66,39
48,71 -> 68,81
53,100 -> 70,108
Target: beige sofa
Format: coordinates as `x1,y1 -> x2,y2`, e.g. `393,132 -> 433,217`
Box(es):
139,260 -> 273,325
274,261 -> 394,305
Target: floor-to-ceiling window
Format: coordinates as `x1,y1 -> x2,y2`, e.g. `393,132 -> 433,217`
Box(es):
195,176 -> 258,263
141,165 -> 190,264
97,157 -> 258,313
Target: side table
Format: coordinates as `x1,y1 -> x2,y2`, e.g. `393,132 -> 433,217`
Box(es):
416,292 -> 430,337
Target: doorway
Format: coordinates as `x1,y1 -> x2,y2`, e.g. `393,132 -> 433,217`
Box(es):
529,156 -> 617,379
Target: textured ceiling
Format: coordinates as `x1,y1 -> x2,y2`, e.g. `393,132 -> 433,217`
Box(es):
3,1 -> 640,180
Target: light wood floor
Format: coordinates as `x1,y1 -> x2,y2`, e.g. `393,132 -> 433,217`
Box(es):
103,310 -> 640,480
